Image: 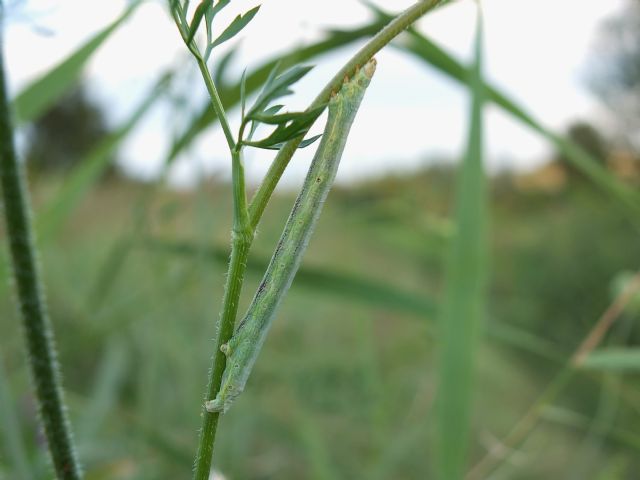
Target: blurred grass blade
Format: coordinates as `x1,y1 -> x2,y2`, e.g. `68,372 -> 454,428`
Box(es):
396,31 -> 640,216
89,183 -> 159,309
240,68 -> 247,118
370,420 -> 429,480
542,405 -> 640,453
487,321 -> 565,363
142,237 -> 437,317
291,402 -> 339,480
89,236 -> 135,310
0,250 -> 7,296
14,2 -> 140,124
36,73 -> 169,242
581,348 -> 640,371
0,357 -> 33,480
78,339 -> 129,443
436,12 -> 487,480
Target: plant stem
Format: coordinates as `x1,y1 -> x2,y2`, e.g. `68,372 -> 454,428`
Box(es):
192,227 -> 252,480
0,13 -> 82,480
230,149 -> 251,236
191,45 -> 253,480
248,0 -> 453,229
196,54 -> 236,151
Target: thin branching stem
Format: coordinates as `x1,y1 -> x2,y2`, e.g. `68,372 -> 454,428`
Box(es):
181,6 -> 254,479
0,9 -> 82,479
192,96 -> 253,480
196,55 -> 236,151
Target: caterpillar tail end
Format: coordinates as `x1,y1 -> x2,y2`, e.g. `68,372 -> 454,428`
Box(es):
205,383 -> 240,414
205,397 -> 226,414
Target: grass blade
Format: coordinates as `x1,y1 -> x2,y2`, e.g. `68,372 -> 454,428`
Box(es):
77,339 -> 129,443
581,348 -> 640,372
209,5 -> 260,49
14,2 -> 140,124
436,11 -> 487,480
0,357 -> 33,480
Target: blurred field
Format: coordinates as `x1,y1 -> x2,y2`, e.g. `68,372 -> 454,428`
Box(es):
3,1 -> 640,478
1,166 -> 639,479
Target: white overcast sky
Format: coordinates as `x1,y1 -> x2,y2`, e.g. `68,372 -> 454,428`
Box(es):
2,0 -> 628,188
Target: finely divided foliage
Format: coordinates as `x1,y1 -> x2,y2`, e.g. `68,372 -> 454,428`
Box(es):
169,0 -> 323,152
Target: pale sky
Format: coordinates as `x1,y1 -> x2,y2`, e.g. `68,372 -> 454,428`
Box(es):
3,0 -> 627,188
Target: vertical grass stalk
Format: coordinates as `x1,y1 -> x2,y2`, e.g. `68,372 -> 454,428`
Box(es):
436,9 -> 486,480
0,9 -> 82,480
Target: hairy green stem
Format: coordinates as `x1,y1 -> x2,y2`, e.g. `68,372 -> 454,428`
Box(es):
248,0 -> 452,229
231,149 -> 251,238
193,236 -> 251,480
192,144 -> 253,480
0,12 -> 82,480
189,22 -> 254,480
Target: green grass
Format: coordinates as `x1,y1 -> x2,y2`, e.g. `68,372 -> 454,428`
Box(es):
1,170 -> 639,479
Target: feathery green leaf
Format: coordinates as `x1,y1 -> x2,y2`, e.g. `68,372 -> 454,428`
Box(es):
248,105 -> 325,125
209,5 -> 260,49
247,64 -> 314,119
186,0 -> 213,44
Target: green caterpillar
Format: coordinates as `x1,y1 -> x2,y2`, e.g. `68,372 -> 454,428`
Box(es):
206,58 -> 377,414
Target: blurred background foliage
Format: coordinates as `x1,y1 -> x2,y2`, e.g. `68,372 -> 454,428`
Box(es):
1,1 -> 640,479
24,86 -> 113,178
